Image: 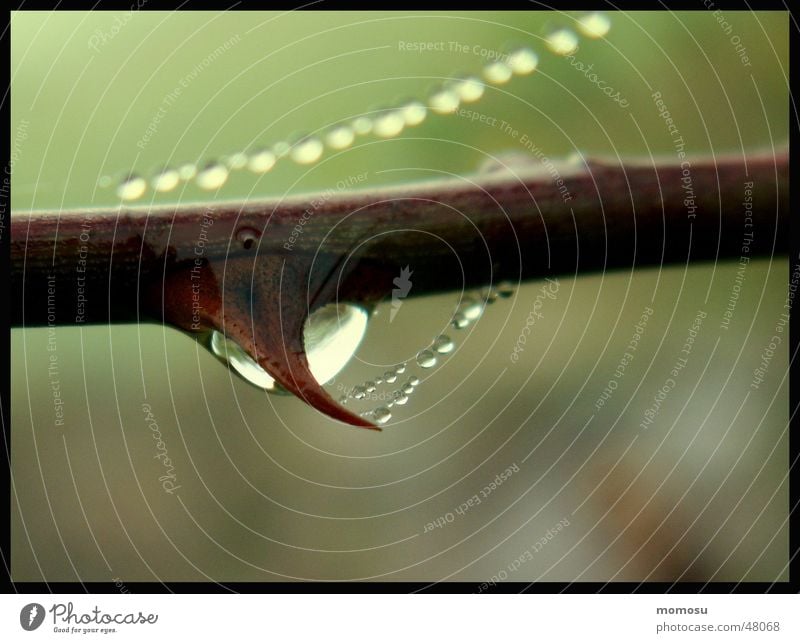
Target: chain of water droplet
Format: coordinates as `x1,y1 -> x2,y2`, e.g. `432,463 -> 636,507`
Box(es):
108,13 -> 611,201
340,281 -> 517,425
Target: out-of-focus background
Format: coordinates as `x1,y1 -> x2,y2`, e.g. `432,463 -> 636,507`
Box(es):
11,11 -> 789,582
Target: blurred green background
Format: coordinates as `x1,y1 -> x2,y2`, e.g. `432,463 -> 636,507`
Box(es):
11,11 -> 789,582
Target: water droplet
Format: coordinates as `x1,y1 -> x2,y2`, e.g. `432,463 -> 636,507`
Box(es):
385,371 -> 397,383
507,47 -> 539,75
428,87 -> 460,114
433,335 -> 454,354
373,407 -> 392,424
209,331 -> 279,391
375,376 -> 383,384
408,376 -> 420,386
461,298 -> 484,321
290,137 -> 324,165
497,281 -> 516,298
452,313 -> 469,329
303,303 -> 370,385
248,148 -> 276,174
373,110 -> 405,138
481,287 -> 499,304
365,381 -> 376,393
483,61 -> 513,85
351,117 -> 373,135
338,395 -> 348,405
353,385 -> 366,400
577,12 -> 611,39
117,174 -> 147,201
416,350 -> 437,368
401,384 -> 414,395
273,141 -> 291,159
393,392 -> 409,405
400,100 -> 427,126
395,363 -> 406,374
546,28 -> 579,56
325,124 -> 356,150
452,75 -> 484,103
226,152 -> 248,170
179,163 -> 197,181
151,168 -> 180,193
196,162 -> 229,190
236,227 -> 260,250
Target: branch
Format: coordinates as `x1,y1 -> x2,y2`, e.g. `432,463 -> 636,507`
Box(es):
10,148 -> 789,428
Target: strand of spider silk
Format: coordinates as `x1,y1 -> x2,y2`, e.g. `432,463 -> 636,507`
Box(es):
110,11 -> 611,202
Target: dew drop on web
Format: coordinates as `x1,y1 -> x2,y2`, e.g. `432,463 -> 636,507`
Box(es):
577,12 -> 611,39
351,116 -> 373,135
248,149 -> 276,174
325,124 -> 356,150
546,28 -> 579,56
506,48 -> 539,75
416,349 -> 437,369
428,88 -> 460,114
373,110 -> 405,138
451,75 -> 485,103
117,174 -> 147,201
433,335 -> 455,354
483,61 -> 513,85
400,101 -> 427,126
151,168 -> 180,193
290,137 -> 324,164
196,162 -> 229,190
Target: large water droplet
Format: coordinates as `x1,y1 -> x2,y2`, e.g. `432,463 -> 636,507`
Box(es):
507,48 -> 539,75
393,392 -> 409,405
546,28 -> 579,56
428,88 -> 460,114
416,349 -> 437,368
290,137 -> 324,164
373,110 -> 405,138
325,125 -> 356,150
577,12 -> 611,39
248,148 -> 276,173
433,335 -> 455,354
151,168 -> 180,193
483,61 -> 513,84
209,330 -> 279,391
385,371 -> 398,383
196,162 -> 229,190
117,174 -> 147,200
209,303 -> 368,393
408,375 -> 420,386
303,303 -> 370,385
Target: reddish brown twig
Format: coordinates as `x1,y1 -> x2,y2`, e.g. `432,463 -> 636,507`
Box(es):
11,148 -> 789,428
